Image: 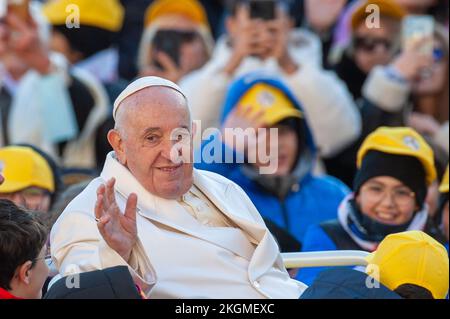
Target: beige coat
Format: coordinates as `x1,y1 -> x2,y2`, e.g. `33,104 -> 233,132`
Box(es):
50,152 -> 306,299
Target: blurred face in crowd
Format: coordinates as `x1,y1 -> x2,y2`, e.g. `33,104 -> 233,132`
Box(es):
109,87 -> 194,200
442,200 -> 449,241
148,16 -> 209,73
50,30 -> 83,64
253,124 -> 299,176
0,54 -> 30,81
356,176 -> 418,225
0,187 -> 52,212
425,182 -> 440,219
226,4 -> 294,60
412,35 -> 449,95
353,17 -> 400,74
11,245 -> 49,299
394,0 -> 437,14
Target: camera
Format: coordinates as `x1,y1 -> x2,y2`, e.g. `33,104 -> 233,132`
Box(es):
152,29 -> 198,69
249,0 -> 276,21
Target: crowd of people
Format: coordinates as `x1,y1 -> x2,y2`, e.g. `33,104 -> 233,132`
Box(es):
0,0 -> 449,299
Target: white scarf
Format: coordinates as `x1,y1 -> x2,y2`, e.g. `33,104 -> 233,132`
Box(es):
337,194 -> 429,251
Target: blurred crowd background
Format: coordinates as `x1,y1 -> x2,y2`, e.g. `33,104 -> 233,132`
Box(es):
0,0 -> 449,299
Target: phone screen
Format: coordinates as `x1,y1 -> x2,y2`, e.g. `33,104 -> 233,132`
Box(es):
152,30 -> 183,68
402,15 -> 435,55
249,0 -> 276,21
152,30 -> 199,69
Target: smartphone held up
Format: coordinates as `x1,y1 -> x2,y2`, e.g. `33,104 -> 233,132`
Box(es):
402,15 -> 435,56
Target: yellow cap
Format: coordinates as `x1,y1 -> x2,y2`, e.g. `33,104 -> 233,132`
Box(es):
366,231 -> 449,299
144,0 -> 209,28
0,146 -> 55,194
42,0 -> 124,32
357,127 -> 437,186
237,83 -> 303,127
351,0 -> 405,30
440,166 -> 449,194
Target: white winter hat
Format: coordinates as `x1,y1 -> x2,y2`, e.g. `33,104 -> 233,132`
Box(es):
113,76 -> 187,120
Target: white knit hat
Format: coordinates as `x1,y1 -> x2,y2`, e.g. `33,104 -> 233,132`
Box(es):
113,76 -> 187,120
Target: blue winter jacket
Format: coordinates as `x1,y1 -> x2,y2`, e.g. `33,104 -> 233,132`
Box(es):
195,72 -> 350,248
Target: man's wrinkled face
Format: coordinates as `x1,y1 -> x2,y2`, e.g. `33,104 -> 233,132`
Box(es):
110,87 -> 194,200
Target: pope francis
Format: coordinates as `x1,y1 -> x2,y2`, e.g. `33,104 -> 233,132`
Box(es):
50,76 -> 306,299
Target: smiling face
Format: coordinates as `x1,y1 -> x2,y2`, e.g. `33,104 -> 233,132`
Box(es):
109,87 -> 194,200
356,176 -> 418,225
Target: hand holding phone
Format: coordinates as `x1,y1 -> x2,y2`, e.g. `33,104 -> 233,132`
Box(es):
402,15 -> 435,56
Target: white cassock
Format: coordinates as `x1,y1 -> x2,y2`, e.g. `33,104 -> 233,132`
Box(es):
50,152 -> 306,299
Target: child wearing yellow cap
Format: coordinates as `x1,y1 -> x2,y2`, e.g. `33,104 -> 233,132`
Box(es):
137,0 -> 214,84
0,146 -> 57,213
43,0 -> 124,62
196,73 -> 351,254
299,127 -> 443,285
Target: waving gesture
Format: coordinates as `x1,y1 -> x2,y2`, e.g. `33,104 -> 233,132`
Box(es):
95,178 -> 138,263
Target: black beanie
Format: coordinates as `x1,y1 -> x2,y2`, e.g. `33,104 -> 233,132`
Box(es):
353,151 -> 428,208
54,25 -> 117,60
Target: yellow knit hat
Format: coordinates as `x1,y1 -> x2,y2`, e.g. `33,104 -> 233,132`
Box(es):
357,127 -> 437,186
351,0 -> 406,30
366,231 -> 449,299
144,0 -> 209,29
0,146 -> 55,193
42,0 -> 124,32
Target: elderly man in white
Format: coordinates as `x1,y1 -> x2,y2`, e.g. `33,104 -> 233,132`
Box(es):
50,76 -> 306,299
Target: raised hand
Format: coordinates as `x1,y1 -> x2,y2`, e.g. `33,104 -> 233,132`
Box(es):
392,37 -> 434,82
408,112 -> 441,136
95,178 -> 138,263
305,0 -> 347,33
224,4 -> 271,75
141,51 -> 184,83
221,104 -> 267,155
266,7 -> 298,74
3,12 -> 51,74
